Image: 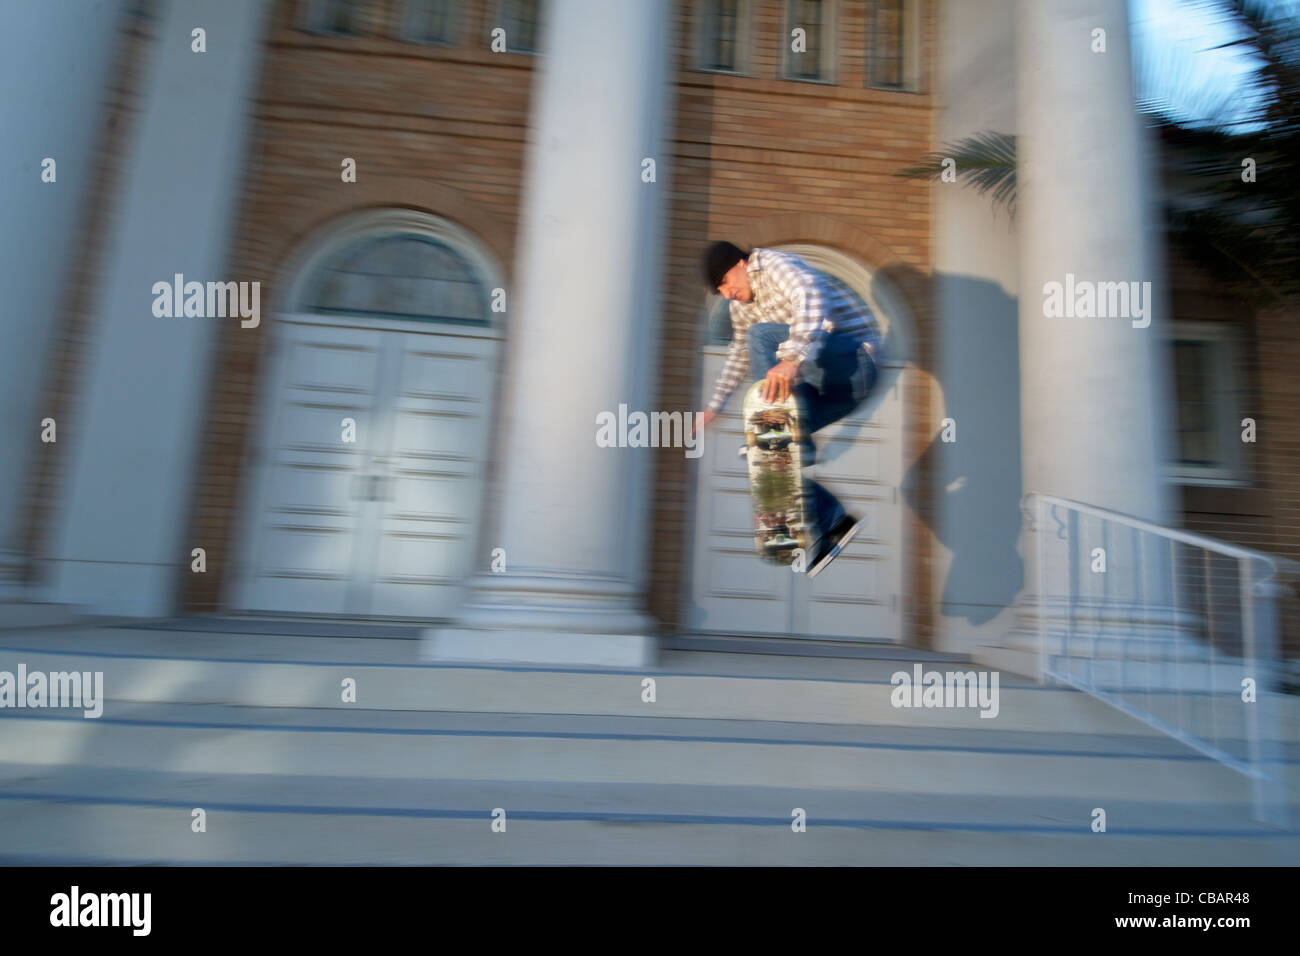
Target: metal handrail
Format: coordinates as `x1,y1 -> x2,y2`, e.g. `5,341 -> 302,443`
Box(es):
1023,492 -> 1297,828
1026,494 -> 1300,578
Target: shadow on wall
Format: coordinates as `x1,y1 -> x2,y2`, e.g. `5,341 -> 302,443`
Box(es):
884,265 -> 1023,627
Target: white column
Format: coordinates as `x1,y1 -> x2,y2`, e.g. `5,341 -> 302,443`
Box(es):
428,0 -> 674,667
1004,0 -> 1179,673
40,0 -> 271,615
1016,0 -> 1175,523
0,0 -> 129,595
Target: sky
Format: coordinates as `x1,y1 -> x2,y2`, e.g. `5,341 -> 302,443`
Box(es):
1129,0 -> 1296,127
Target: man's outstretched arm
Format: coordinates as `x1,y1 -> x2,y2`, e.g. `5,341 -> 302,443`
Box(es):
695,324 -> 749,434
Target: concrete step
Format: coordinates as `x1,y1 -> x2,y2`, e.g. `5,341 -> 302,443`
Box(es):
976,641 -> 1297,686
0,637 -> 1250,736
972,645 -> 1299,751
0,602 -> 88,631
2,702 -> 1294,804
3,800 -> 1294,865
981,645 -> 1291,693
986,647 -> 1283,687
1036,635 -> 1219,662
0,763 -> 1294,865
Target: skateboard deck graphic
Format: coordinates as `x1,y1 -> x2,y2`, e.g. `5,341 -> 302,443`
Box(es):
738,381 -> 810,565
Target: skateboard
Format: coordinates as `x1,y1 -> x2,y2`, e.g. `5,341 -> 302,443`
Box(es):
738,380 -> 810,565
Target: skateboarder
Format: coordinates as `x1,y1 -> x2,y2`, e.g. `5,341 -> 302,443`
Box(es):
695,241 -> 881,577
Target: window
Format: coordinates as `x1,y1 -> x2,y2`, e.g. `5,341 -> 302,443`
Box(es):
871,0 -> 903,88
498,0 -> 541,53
1168,323 -> 1246,485
303,234 -> 491,325
300,0 -> 365,36
400,0 -> 456,44
783,0 -> 832,82
699,0 -> 747,74
869,0 -> 921,92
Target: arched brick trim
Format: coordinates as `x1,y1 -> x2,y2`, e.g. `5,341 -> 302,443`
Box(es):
179,178 -> 514,614
735,212 -> 929,335
263,177 -> 513,299
737,212 -> 906,273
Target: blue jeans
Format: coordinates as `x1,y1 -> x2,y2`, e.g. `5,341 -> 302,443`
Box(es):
748,323 -> 878,542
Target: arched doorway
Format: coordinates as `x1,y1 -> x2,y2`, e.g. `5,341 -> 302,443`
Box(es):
686,243 -> 911,642
232,209 -> 504,619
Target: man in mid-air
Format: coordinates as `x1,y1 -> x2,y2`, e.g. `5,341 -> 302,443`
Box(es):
695,241 -> 881,577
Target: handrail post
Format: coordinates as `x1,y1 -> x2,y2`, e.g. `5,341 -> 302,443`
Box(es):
1037,494 -> 1048,685
1245,569 -> 1288,828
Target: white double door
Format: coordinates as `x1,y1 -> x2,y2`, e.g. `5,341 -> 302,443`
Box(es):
233,316 -> 497,619
687,345 -> 904,641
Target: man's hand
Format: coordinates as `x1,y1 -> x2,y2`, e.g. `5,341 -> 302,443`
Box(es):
761,360 -> 800,403
692,409 -> 718,436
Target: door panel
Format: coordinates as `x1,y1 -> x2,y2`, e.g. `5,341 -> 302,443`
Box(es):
689,347 -> 902,641
366,332 -> 496,617
794,376 -> 901,639
688,348 -> 796,634
236,323 -> 380,614
235,320 -> 496,619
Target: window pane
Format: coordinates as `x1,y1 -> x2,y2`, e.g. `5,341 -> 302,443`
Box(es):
307,235 -> 490,324
403,0 -> 452,43
1173,340 -> 1219,467
872,0 -> 905,89
708,298 -> 733,345
788,0 -> 823,80
319,0 -> 363,35
505,0 -> 540,52
705,0 -> 739,72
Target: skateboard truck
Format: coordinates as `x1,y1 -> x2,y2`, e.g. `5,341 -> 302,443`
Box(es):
762,534 -> 800,553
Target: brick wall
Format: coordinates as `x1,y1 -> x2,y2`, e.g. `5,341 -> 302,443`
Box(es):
1169,251 -> 1300,658
1254,301 -> 1300,658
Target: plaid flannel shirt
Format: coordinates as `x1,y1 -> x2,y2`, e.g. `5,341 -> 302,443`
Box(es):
707,247 -> 882,413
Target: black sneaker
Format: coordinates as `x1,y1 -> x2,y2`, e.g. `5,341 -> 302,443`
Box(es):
807,515 -> 865,578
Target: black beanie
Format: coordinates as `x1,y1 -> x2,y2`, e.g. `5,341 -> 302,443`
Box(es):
704,241 -> 748,289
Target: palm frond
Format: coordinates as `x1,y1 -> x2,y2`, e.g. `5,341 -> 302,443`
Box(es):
896,131 -> 1018,217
